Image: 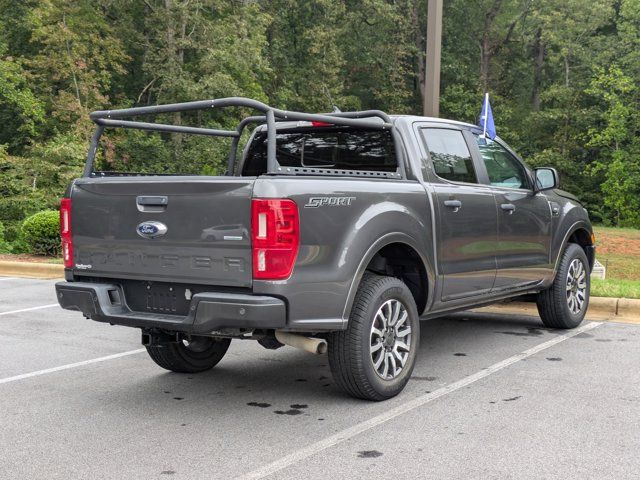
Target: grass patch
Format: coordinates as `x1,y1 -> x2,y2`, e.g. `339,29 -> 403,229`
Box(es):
593,226 -> 640,239
593,225 -> 640,281
0,254 -> 62,264
591,279 -> 640,299
594,253 -> 640,281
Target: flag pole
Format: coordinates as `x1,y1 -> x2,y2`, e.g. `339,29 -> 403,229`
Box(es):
481,92 -> 489,139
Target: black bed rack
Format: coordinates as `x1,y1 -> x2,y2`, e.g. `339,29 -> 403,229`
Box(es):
85,96 -> 402,178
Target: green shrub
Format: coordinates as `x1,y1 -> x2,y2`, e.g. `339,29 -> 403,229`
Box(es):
0,221 -> 8,253
21,210 -> 60,256
2,221 -> 20,242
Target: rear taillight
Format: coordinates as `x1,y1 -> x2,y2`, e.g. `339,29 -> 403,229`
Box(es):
60,198 -> 73,268
251,199 -> 299,280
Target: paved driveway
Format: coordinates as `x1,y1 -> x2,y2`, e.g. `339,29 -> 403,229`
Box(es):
0,277 -> 638,479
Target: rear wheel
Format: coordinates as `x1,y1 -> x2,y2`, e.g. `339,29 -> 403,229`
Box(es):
537,243 -> 590,329
328,273 -> 420,401
146,336 -> 231,373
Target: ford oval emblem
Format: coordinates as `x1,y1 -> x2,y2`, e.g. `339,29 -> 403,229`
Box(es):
137,221 -> 167,239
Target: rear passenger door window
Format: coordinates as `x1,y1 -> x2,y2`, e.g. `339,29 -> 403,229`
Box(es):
475,137 -> 530,189
420,128 -> 477,184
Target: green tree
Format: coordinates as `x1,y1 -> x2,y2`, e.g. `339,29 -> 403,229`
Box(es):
586,67 -> 640,226
0,42 -> 45,150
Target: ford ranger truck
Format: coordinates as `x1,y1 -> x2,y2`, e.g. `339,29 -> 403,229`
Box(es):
55,97 -> 595,401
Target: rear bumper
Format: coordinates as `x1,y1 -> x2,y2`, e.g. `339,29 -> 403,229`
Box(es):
55,281 -> 286,333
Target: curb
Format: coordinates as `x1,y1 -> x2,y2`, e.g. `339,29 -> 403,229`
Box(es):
616,298 -> 640,322
0,261 -> 64,279
475,297 -> 640,324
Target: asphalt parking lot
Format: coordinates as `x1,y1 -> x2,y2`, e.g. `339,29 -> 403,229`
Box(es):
1,277 -> 638,479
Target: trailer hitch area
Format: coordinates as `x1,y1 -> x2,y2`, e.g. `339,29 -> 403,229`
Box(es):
141,329 -> 182,347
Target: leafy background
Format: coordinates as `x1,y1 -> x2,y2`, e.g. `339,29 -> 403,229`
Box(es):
1,0 -> 640,251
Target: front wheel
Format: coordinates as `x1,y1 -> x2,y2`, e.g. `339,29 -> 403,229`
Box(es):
328,273 -> 420,401
146,336 -> 231,373
537,243 -> 590,329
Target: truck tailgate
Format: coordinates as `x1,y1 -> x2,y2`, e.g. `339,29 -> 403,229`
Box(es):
70,177 -> 254,287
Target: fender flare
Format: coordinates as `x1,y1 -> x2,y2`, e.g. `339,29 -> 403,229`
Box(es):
341,232 -> 435,321
552,220 -> 594,278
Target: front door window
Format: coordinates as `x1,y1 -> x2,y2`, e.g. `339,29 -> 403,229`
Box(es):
475,138 -> 529,189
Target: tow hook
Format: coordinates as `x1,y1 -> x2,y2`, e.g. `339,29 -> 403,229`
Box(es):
141,330 -> 181,347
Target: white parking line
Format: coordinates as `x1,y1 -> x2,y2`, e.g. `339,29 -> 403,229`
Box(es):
238,321 -> 602,480
0,304 -> 60,316
0,349 -> 146,385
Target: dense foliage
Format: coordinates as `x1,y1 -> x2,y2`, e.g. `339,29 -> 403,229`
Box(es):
1,0 -> 639,247
20,210 -> 60,255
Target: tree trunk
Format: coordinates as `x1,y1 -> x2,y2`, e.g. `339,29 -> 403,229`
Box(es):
165,0 -> 183,159
480,34 -> 491,92
479,0 -> 503,92
412,2 -> 425,102
531,28 -> 544,111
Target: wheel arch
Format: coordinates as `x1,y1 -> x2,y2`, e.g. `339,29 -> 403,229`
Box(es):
553,221 -> 595,276
342,233 -> 433,321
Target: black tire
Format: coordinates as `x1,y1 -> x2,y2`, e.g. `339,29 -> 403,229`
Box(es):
328,273 -> 420,401
537,243 -> 590,329
146,336 -> 231,373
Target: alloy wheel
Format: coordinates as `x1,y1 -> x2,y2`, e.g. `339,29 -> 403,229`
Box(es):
370,299 -> 412,380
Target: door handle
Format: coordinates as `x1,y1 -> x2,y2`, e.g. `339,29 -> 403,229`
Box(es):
444,199 -> 462,212
501,203 -> 516,214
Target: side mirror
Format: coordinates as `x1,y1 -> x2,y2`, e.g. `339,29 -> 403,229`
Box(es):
534,167 -> 559,191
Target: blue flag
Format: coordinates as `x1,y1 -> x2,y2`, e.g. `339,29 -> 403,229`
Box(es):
479,93 -> 496,140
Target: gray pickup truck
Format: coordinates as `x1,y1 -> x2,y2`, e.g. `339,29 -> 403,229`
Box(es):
55,97 -> 595,400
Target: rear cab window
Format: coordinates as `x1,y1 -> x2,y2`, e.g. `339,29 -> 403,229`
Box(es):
420,128 -> 478,184
242,127 -> 397,176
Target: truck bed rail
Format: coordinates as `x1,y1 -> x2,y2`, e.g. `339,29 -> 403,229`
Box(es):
85,97 -> 403,178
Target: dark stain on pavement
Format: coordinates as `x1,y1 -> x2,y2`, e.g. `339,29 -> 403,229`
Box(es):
503,396 -> 521,402
498,327 -> 544,337
596,339 -> 612,342
247,402 -> 271,408
160,471 -> 176,475
274,409 -> 303,416
290,404 -> 308,409
295,378 -> 307,382
454,353 -> 467,357
412,376 -> 438,381
546,357 -> 562,361
173,397 -> 184,401
358,450 -> 383,458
